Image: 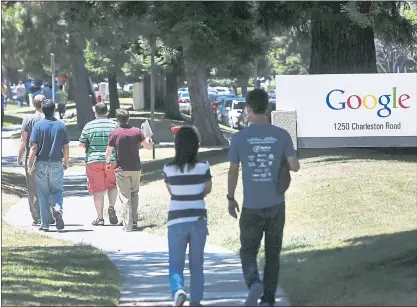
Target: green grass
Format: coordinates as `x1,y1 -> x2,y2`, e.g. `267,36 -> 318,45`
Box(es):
136,147 -> 417,306
1,171 -> 121,306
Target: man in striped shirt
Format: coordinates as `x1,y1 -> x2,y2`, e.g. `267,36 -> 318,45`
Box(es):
79,102 -> 119,226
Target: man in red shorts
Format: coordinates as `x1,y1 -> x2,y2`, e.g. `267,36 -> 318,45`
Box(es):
79,102 -> 119,226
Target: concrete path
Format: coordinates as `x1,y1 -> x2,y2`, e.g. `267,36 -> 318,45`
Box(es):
2,154 -> 290,306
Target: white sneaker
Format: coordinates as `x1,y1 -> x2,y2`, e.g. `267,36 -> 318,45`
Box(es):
245,281 -> 263,306
173,289 -> 187,306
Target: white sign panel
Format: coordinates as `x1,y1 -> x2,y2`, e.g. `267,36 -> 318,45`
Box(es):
275,73 -> 417,138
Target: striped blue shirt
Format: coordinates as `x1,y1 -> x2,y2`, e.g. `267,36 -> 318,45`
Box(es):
163,161 -> 211,226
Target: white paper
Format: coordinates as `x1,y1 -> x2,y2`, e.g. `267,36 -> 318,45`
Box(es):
141,120 -> 153,137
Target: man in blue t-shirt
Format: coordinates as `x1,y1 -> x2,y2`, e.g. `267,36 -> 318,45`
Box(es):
227,89 -> 300,307
28,99 -> 70,231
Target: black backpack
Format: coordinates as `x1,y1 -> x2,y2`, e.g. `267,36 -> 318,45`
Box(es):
277,156 -> 291,196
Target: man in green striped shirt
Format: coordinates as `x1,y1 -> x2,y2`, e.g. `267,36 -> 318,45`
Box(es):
79,102 -> 119,226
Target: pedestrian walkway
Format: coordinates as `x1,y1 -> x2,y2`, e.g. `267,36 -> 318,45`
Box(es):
4,173 -> 291,306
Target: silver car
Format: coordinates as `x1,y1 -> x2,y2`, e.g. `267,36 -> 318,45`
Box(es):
178,92 -> 191,115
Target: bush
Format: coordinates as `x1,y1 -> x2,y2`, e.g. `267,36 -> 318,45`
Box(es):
267,84 -> 276,91
118,90 -> 133,98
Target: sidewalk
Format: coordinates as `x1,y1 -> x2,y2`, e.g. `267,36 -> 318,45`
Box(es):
4,173 -> 290,306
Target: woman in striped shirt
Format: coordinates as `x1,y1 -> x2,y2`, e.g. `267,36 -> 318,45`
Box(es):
163,126 -> 212,307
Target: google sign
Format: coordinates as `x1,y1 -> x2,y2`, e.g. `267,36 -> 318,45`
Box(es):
275,73 -> 417,147
326,88 -> 411,118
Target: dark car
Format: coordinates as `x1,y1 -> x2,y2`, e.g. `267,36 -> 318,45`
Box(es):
211,94 -> 235,114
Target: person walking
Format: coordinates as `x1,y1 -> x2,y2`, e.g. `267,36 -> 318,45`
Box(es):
163,126 -> 212,307
16,81 -> 26,108
28,99 -> 70,231
17,94 -> 52,226
42,83 -> 52,100
79,102 -> 119,226
227,89 -> 300,307
56,84 -> 68,119
105,109 -> 152,231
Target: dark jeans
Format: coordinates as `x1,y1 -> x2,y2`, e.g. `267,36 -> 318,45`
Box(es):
58,104 -> 66,119
239,202 -> 285,305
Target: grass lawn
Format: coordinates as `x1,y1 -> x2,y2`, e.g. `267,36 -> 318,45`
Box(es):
1,171 -> 121,306
136,147 -> 417,306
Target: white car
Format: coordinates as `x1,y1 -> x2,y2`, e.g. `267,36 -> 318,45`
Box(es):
215,87 -> 234,95
178,92 -> 191,115
178,87 -> 188,95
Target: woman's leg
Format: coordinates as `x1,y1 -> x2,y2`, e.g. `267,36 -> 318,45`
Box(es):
188,219 -> 208,306
168,222 -> 189,298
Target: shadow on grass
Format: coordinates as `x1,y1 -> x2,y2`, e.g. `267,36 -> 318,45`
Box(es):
298,147 -> 417,164
1,245 -> 120,306
277,229 -> 417,305
3,114 -> 23,126
1,171 -> 27,197
141,149 -> 228,185
1,171 -> 89,197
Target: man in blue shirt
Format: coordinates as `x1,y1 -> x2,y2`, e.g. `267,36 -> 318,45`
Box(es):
227,89 -> 300,307
42,83 -> 53,100
28,99 -> 70,231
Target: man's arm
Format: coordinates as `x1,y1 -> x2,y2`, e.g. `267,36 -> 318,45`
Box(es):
284,133 -> 300,172
105,145 -> 114,165
227,136 -> 241,218
63,144 -> 69,169
227,163 -> 239,197
78,125 -> 89,149
28,143 -> 37,172
18,117 -> 29,164
141,137 -> 153,150
227,136 -> 240,198
287,156 -> 300,172
18,131 -> 28,165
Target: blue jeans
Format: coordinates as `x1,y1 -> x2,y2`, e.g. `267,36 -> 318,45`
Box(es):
35,162 -> 64,228
168,219 -> 208,306
17,96 -> 24,108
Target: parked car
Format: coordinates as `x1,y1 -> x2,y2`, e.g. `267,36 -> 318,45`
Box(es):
215,87 -> 234,95
178,92 -> 191,114
124,84 -> 133,91
211,94 -> 235,114
217,98 -> 246,129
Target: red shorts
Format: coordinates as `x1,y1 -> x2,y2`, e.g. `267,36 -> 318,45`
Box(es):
86,162 -> 116,194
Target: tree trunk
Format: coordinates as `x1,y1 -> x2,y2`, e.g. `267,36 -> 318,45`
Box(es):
107,71 -> 120,118
183,55 -> 228,146
309,1 -> 377,74
71,41 -> 94,129
67,76 -> 74,101
241,85 -> 248,97
87,75 -> 97,106
164,70 -> 182,120
144,73 -> 151,109
238,76 -> 249,97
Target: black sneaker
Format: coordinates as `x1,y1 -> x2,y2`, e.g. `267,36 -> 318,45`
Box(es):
108,207 -> 118,225
52,208 -> 65,230
132,222 -> 138,231
49,207 -> 56,225
39,226 -> 49,232
32,219 -> 41,226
